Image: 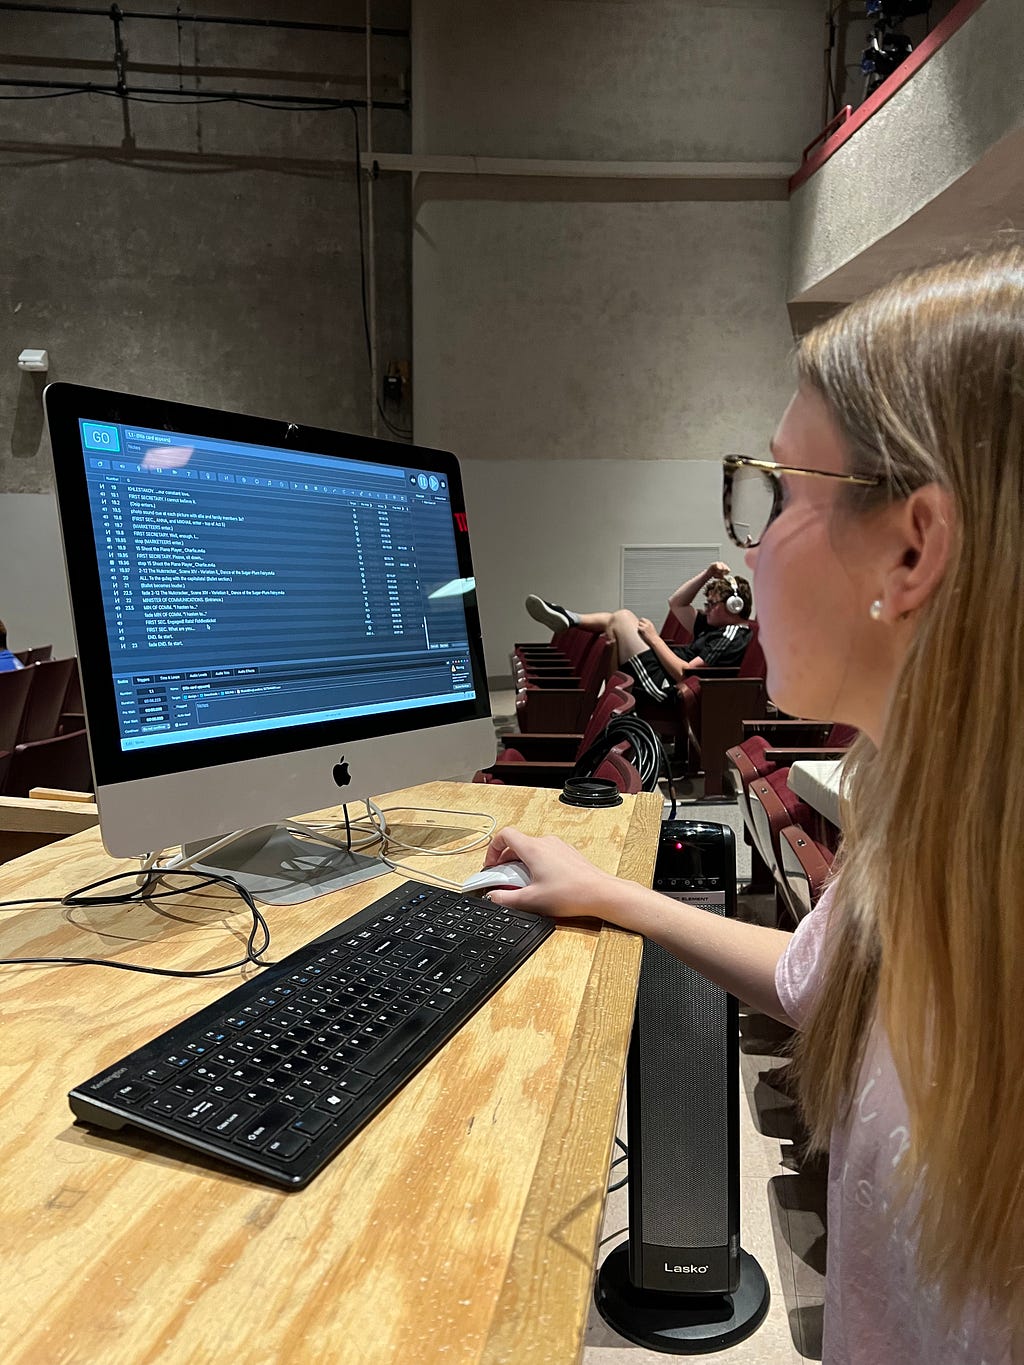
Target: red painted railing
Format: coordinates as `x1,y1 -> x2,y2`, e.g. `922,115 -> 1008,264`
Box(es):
789,0 -> 989,194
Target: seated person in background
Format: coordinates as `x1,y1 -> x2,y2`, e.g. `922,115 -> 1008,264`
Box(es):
524,561 -> 753,703
0,620 -> 25,672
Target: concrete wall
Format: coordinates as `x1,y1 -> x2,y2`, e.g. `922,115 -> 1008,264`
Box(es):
790,0 -> 1024,302
0,0 -> 411,654
411,0 -> 823,676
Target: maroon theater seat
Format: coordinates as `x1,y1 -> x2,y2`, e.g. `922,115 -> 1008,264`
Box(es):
475,684 -> 635,787
591,748 -> 643,794
17,657 -> 77,745
777,823 -> 835,924
4,728 -> 93,798
0,667 -> 35,791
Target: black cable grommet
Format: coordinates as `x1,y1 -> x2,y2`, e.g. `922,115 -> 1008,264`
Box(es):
560,778 -> 623,808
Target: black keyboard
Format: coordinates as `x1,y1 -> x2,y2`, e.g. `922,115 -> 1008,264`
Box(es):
68,880 -> 554,1188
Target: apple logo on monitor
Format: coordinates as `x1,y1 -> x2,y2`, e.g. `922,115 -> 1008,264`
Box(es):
332,758 -> 352,788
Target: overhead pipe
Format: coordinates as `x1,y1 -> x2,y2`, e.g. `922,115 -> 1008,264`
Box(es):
0,3 -> 407,37
0,77 -> 406,110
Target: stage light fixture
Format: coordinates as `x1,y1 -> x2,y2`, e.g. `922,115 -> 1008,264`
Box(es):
861,29 -> 915,93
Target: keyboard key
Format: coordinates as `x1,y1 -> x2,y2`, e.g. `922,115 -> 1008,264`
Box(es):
359,1008 -> 444,1077
265,1129 -> 310,1161
208,1079 -> 243,1100
205,1101 -> 257,1137
323,1070 -> 371,1098
243,1084 -> 280,1108
181,1098 -> 222,1127
170,1078 -> 208,1100
142,1063 -> 177,1083
235,1103 -> 299,1150
280,1083 -> 318,1109
292,1108 -> 332,1137
314,1091 -> 355,1116
113,1082 -> 152,1105
146,1094 -> 185,1117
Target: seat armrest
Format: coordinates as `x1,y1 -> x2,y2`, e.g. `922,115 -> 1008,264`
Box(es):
762,745 -> 850,765
499,733 -> 581,760
694,678 -> 768,796
740,719 -> 832,743
687,665 -> 740,679
515,689 -> 588,732
480,760 -> 576,787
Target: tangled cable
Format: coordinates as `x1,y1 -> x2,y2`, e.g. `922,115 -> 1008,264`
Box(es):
571,714 -> 674,800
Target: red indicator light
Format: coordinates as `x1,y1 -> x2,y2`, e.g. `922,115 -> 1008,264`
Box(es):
675,842 -> 683,850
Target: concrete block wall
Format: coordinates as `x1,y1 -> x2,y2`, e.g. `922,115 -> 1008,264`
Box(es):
0,0 -> 411,653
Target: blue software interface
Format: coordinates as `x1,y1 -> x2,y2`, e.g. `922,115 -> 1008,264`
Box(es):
78,420 -> 476,752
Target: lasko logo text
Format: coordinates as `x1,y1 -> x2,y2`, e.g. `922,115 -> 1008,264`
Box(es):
664,1263 -> 710,1274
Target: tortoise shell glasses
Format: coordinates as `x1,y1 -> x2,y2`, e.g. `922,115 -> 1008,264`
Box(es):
722,455 -> 884,549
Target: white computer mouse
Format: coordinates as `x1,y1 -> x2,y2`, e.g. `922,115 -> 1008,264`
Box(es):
462,860 -> 534,893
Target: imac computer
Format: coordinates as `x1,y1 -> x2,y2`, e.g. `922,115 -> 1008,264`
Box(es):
44,383 -> 494,902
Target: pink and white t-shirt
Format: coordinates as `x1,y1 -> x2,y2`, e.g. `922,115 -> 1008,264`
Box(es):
775,884 -> 1012,1365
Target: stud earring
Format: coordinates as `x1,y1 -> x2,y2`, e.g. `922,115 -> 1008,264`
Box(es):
869,599 -> 884,622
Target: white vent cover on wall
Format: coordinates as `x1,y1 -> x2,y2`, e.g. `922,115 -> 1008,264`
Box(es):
620,544 -> 722,626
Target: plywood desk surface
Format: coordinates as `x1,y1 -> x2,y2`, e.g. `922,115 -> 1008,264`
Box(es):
0,780 -> 660,1365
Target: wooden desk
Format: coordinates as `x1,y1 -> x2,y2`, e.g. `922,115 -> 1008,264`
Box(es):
0,780 -> 660,1365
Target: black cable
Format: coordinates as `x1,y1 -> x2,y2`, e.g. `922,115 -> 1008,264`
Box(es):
0,867 -> 273,976
349,106 -> 413,444
572,714 -> 673,797
377,399 -> 413,439
606,1137 -> 630,1193
0,4 -> 408,37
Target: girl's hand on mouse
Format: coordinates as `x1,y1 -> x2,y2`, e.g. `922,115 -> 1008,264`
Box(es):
482,826 -> 623,921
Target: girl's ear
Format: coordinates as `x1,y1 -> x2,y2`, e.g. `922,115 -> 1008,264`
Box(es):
881,484 -> 955,618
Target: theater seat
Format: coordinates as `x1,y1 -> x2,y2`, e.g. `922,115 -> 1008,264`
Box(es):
591,748 -> 643,794
727,721 -> 856,888
778,824 -> 835,923
4,729 -> 93,798
513,636 -> 611,733
475,681 -> 634,787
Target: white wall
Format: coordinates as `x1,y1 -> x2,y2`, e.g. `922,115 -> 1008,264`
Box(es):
412,0 -> 822,676
0,494 -> 75,656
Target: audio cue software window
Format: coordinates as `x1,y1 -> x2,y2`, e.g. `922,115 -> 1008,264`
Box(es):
79,420 -> 474,753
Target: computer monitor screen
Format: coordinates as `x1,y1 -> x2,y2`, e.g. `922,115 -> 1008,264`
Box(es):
45,384 -> 493,895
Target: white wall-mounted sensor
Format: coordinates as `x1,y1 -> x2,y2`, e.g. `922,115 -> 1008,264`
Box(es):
18,348 -> 49,372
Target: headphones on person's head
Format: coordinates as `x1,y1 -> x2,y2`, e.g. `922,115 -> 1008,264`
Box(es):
722,574 -> 745,615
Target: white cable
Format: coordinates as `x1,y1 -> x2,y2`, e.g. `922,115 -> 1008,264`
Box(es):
141,802 -> 491,886
376,858 -> 465,891
368,804 -> 496,855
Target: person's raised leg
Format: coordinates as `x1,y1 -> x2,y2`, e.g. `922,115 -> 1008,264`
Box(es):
525,595 -> 615,635
604,609 -> 646,663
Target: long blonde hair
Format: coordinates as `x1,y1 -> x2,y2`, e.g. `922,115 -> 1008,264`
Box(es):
793,246 -> 1024,1343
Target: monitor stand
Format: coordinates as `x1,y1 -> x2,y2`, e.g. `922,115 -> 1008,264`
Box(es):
176,822 -> 388,905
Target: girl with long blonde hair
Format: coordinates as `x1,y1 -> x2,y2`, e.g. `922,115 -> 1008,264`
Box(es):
483,247 -> 1024,1362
